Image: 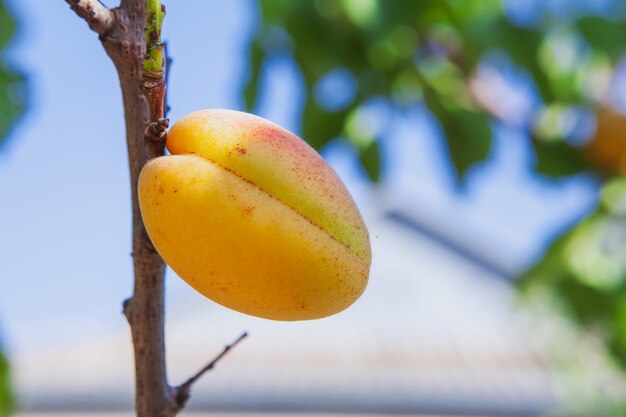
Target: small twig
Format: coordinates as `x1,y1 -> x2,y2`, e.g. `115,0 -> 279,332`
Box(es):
65,0 -> 114,36
180,332 -> 248,388
164,41 -> 173,117
168,332 -> 249,412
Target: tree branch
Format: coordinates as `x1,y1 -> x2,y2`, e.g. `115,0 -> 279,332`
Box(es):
68,0 -> 169,415
65,0 -> 114,36
68,2 -> 245,416
167,332 -> 249,414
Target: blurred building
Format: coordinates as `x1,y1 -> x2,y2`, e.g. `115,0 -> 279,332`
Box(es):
13,195 -> 553,417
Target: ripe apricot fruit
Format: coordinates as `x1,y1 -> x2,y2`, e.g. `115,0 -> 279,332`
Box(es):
138,110 -> 371,320
584,105 -> 626,175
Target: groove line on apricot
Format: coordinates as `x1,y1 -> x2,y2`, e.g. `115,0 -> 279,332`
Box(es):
175,154 -> 362,259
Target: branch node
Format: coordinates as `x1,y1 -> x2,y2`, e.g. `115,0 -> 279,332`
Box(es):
141,73 -> 167,148
66,0 -> 115,36
144,118 -> 169,145
122,297 -> 132,315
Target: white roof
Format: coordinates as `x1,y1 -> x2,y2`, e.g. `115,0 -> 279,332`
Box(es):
11,200 -> 553,415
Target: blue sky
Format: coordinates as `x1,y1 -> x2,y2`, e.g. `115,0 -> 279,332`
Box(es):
0,0 -> 598,354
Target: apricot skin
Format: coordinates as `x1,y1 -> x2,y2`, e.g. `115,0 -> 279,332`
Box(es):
584,105 -> 626,175
138,110 -> 371,321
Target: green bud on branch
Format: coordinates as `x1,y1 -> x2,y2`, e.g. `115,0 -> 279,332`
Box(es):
144,0 -> 165,77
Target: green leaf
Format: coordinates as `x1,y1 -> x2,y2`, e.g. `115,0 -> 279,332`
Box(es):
532,138 -> 587,178
358,140 -> 381,181
0,1 -> 16,51
0,0 -> 26,149
555,278 -> 619,325
301,97 -> 351,150
423,90 -> 491,181
243,40 -> 265,111
0,352 -> 15,417
0,66 -> 25,146
577,16 -> 626,60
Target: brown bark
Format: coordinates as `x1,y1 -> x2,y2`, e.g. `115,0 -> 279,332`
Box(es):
103,6 -> 170,417
100,4 -> 170,417
66,0 -> 114,34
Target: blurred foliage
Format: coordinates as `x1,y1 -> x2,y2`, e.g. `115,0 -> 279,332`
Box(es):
0,352 -> 15,417
0,0 -> 26,149
521,177 -> 626,369
244,0 -> 626,376
0,0 -> 23,414
244,0 -> 626,181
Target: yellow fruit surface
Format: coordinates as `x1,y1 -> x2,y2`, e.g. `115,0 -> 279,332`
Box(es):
139,110 -> 371,320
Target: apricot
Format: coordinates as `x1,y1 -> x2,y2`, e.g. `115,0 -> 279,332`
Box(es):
138,110 -> 371,321
584,105 -> 626,175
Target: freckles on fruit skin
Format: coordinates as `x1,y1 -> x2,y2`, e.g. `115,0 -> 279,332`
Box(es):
166,109 -> 371,262
139,155 -> 369,321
